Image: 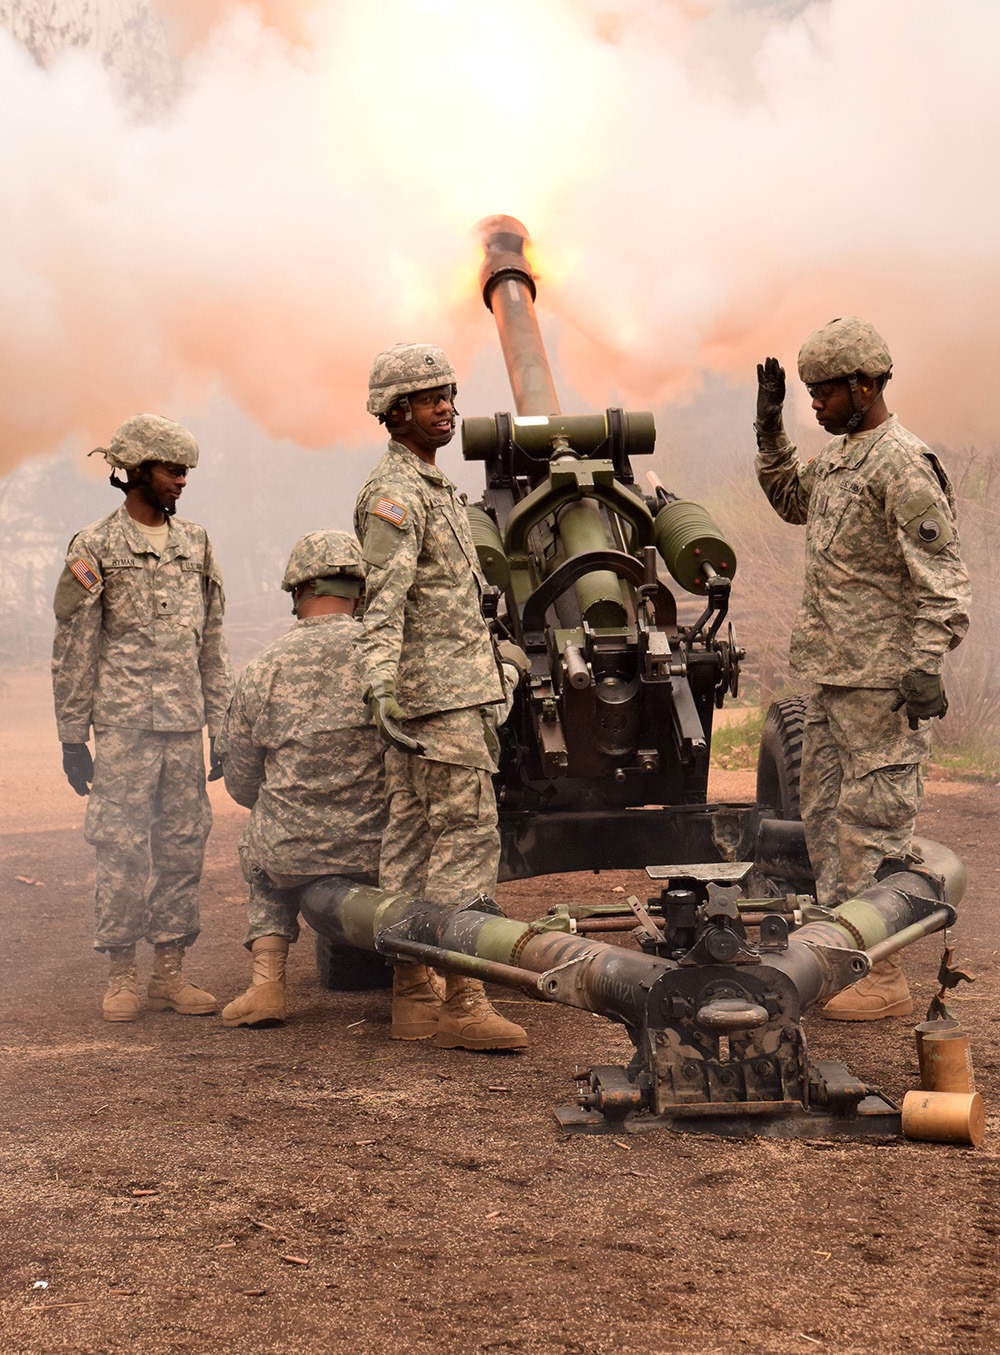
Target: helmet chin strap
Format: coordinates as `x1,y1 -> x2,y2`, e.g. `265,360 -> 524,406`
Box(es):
842,374 -> 883,434
386,395 -> 457,453
133,465 -> 176,518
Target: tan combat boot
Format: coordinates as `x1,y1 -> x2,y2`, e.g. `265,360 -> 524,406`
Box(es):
435,976 -> 528,1051
390,962 -> 444,1040
103,945 -> 141,1023
147,941 -> 219,1015
819,954 -> 914,1021
221,936 -> 289,1028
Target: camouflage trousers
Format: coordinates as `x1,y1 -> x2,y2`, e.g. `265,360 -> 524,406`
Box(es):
238,848 -> 378,949
380,748 -> 500,908
84,728 -> 211,951
800,685 -> 931,910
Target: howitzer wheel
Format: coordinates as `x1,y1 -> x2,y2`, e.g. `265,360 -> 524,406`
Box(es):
314,935 -> 391,991
756,696 -> 806,819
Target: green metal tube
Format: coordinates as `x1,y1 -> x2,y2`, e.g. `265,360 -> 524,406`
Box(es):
465,504 -> 510,590
300,878 -> 669,1026
555,501 -> 628,628
478,215 -> 560,417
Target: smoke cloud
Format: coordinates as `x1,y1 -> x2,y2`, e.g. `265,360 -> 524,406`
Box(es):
1,0 -> 998,476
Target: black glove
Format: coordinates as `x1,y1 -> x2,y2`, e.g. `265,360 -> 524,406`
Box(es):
891,670 -> 948,730
207,736 -> 225,782
755,357 -> 786,438
61,742 -> 94,797
364,679 -> 425,756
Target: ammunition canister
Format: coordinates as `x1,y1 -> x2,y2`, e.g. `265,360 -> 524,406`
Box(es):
901,1090 -> 985,1147
915,1019 -> 976,1094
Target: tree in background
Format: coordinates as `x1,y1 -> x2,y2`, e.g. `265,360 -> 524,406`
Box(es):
0,0 -> 176,108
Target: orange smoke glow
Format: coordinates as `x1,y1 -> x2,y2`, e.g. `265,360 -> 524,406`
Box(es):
1,0 -> 998,476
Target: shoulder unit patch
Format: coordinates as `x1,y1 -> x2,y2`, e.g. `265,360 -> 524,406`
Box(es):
372,497 -> 407,529
69,557 -> 100,590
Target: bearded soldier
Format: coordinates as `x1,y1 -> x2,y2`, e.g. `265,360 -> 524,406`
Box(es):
355,342 -> 527,1051
52,414 -> 232,1021
217,531 -> 386,1028
755,319 -> 970,1019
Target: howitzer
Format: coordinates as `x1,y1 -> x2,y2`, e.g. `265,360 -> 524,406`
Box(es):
465,216 -> 748,882
307,215 -> 970,1139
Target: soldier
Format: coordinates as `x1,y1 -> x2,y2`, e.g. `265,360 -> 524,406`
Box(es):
52,414 -> 233,1022
754,318 -> 971,1019
355,342 -> 528,1051
217,531 -> 386,1028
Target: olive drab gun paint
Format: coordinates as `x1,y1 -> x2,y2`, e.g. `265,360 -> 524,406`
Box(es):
462,216 -> 743,880
305,217 -> 972,1141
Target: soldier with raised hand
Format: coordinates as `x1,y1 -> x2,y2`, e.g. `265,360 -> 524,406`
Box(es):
52,414 -> 233,1022
754,318 -> 971,1019
217,531 -> 386,1028
355,342 -> 528,1051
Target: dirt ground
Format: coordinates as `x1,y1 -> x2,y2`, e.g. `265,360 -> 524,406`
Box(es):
1,665 -> 998,1355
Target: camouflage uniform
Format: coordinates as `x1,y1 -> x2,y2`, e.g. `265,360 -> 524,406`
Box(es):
354,440 -> 506,904
757,415 -> 970,906
217,613 -> 385,945
52,504 -> 232,949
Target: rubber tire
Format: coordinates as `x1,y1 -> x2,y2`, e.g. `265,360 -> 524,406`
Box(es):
314,934 -> 391,992
756,696 -> 806,820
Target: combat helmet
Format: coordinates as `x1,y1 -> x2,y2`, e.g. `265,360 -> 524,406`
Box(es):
93,414 -> 201,471
797,317 -> 893,384
282,530 -> 365,598
367,343 -> 457,419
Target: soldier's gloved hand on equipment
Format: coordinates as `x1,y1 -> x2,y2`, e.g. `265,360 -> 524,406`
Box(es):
364,679 -> 426,756
61,742 -> 94,796
755,357 -> 786,442
891,670 -> 948,729
207,736 -> 225,782
497,640 -> 530,687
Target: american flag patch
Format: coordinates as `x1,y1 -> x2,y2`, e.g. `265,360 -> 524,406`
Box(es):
69,557 -> 100,590
373,497 -> 407,528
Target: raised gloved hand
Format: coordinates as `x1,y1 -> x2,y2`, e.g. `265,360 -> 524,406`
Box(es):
207,736 -> 225,782
891,670 -> 948,730
61,742 -> 94,796
755,357 -> 786,439
364,679 -> 425,756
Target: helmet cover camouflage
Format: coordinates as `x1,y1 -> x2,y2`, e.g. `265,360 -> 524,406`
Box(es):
797,317 -> 893,384
95,413 -> 201,471
366,343 -> 457,417
282,530 -> 365,594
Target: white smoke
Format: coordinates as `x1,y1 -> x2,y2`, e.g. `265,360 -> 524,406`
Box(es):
1,0 -> 998,475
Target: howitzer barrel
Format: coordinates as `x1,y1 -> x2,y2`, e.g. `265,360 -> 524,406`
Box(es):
478,215 -> 560,416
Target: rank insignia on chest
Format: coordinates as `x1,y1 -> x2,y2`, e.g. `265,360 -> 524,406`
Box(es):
69,557 -> 100,590
373,497 -> 407,528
